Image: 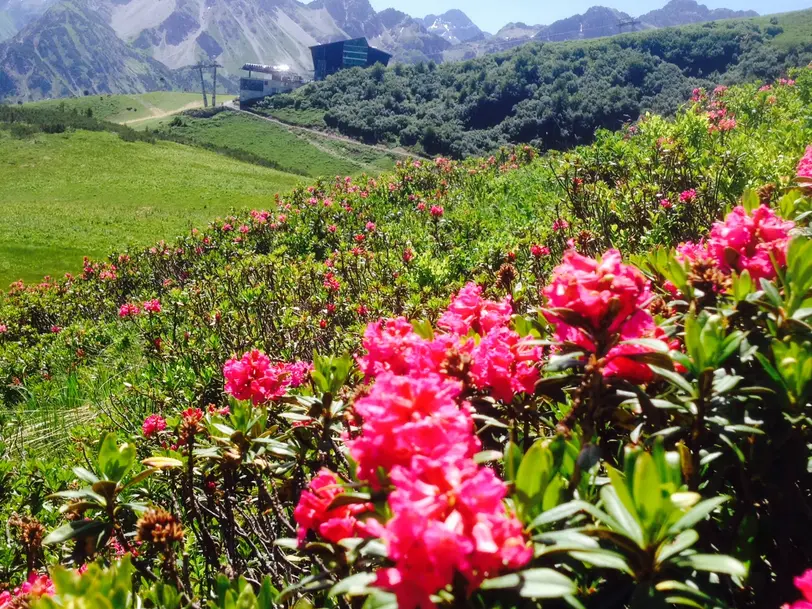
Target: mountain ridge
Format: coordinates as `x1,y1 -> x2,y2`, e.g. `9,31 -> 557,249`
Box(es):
0,0 -> 763,101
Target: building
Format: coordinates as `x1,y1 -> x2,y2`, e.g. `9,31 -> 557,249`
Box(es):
310,38 -> 392,81
239,64 -> 305,106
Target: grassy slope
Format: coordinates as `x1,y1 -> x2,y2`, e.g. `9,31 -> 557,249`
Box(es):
26,92 -> 234,124
0,129 -> 301,286
163,111 -> 396,177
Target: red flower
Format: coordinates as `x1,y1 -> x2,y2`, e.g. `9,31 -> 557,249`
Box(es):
293,469 -> 372,545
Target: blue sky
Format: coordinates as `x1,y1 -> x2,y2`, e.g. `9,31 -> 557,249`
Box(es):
369,0 -> 812,30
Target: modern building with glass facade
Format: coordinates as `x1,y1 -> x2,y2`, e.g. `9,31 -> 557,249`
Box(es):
310,38 -> 392,81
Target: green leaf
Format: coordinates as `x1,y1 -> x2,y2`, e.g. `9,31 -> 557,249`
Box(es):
600,486 -> 644,547
504,441 -> 523,482
679,554 -> 747,577
329,573 -> 377,598
656,529 -> 699,563
515,441 -> 554,519
569,550 -> 633,574
43,520 -> 108,545
97,433 -> 136,483
650,365 -> 694,395
480,568 -> 576,598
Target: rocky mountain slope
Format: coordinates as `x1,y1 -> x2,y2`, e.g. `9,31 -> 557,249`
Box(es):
423,9 -> 485,44
0,0 -> 179,100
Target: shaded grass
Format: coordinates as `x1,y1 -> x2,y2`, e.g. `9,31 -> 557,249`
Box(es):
0,129 -> 301,286
25,92 -> 234,124
163,111 -> 396,177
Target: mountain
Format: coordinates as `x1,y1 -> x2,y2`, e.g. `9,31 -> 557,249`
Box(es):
639,0 -> 758,27
422,9 -> 483,45
0,0 -> 55,41
0,0 -> 179,100
535,6 -> 645,42
493,22 -> 546,40
0,0 -> 765,102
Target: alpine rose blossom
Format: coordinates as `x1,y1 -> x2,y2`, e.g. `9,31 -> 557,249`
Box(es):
783,569 -> 812,609
223,350 -> 302,405
543,250 -> 666,384
707,205 -> 794,281
437,283 -> 512,336
0,573 -> 55,608
470,328 -> 541,403
376,456 -> 532,609
293,469 -> 372,545
347,373 -> 479,485
357,317 -> 457,379
543,249 -> 652,337
142,414 -> 167,438
798,145 -> 812,186
118,303 -> 140,318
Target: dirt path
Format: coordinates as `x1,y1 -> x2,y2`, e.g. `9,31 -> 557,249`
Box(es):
224,101 -> 424,160
121,101 -> 205,125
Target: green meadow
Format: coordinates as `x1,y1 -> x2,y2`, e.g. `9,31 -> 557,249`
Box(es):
0,129 -> 300,286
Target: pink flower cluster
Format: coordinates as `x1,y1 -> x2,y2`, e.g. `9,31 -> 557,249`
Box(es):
543,249 -> 666,384
295,285 -> 536,607
679,188 -> 697,203
783,570 -> 812,609
678,205 -> 794,282
798,145 -> 812,186
142,414 -> 167,438
119,300 -> 161,318
223,350 -> 312,405
293,469 -> 373,545
0,573 -> 54,609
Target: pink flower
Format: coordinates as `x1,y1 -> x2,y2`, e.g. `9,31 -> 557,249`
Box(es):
416,202 -> 426,212
285,361 -> 312,388
2,573 -> 56,607
543,250 -> 666,384
552,218 -> 569,232
293,469 -> 372,545
323,272 -> 341,292
366,222 -> 376,232
222,223 -> 233,232
784,569 -> 812,609
223,350 -> 295,405
544,249 -> 651,337
376,456 -> 531,608
182,407 -> 204,426
530,244 -> 550,258
50,325 -> 62,334
797,145 -> 812,186
347,373 -> 479,485
143,299 -> 161,314
707,205 -> 794,281
679,189 -> 697,203
402,248 -> 414,263
142,414 -> 167,438
430,205 -> 444,218
437,283 -> 512,337
470,328 -> 541,403
328,224 -> 337,233
357,317 -> 455,378
0,324 -> 7,333
118,303 -> 140,318
659,198 -> 672,209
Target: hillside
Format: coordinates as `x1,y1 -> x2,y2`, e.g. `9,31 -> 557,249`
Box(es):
159,109 -> 398,177
261,10 -> 812,157
0,69 -> 810,609
26,91 -> 224,123
0,127 -> 300,285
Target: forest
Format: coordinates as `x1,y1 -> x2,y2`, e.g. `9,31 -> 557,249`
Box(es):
260,14 -> 812,156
